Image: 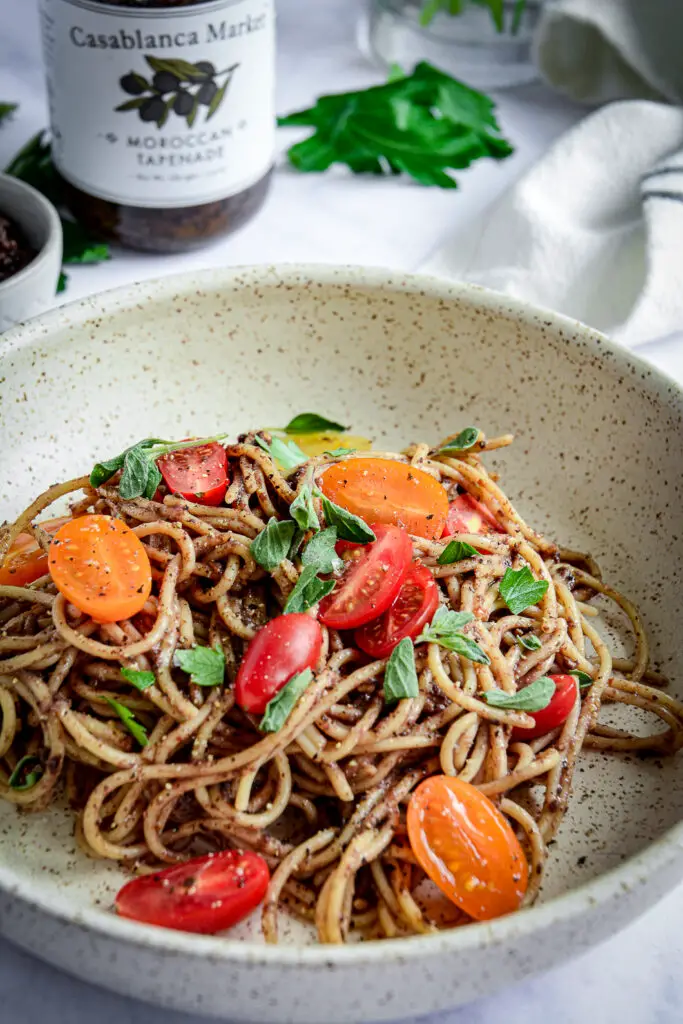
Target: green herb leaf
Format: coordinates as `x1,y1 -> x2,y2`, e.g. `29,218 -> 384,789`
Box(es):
301,527 -> 343,574
324,447 -> 357,458
499,566 -> 549,615
416,606 -> 489,663
318,492 -> 376,544
0,102 -> 17,126
278,62 -> 513,190
569,670 -> 593,688
251,517 -> 298,571
438,427 -> 480,455
120,668 -> 156,691
61,219 -> 110,265
438,539 -> 478,564
90,435 -> 227,499
290,485 -> 320,532
8,754 -> 43,790
516,634 -> 542,651
260,668 -> 313,733
255,435 -> 308,474
57,271 -> 68,294
106,697 -> 148,747
384,637 -> 419,703
174,644 -> 225,688
482,676 -> 555,712
284,413 -> 348,434
119,444 -> 154,500
90,454 -> 126,488
417,605 -> 474,636
284,565 -> 336,614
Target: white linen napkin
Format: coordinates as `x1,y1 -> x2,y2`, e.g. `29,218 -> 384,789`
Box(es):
420,101 -> 683,347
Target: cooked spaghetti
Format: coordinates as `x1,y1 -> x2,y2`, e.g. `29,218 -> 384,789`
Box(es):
1,425 -> 682,943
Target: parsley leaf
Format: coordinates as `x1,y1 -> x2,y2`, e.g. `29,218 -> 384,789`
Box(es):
324,447 -> 357,458
499,566 -> 549,615
278,62 -> 513,189
416,606 -> 489,664
290,484 -> 320,532
482,676 -> 555,712
301,527 -> 343,574
438,539 -> 478,564
120,667 -> 156,691
174,644 -> 225,688
284,413 -> 348,434
255,435 -> 308,474
438,427 -> 480,454
569,670 -> 594,688
8,754 -> 43,790
261,668 -> 313,733
384,637 -> 420,703
516,634 -> 542,652
318,491 -> 376,544
284,565 -> 336,614
106,697 -> 148,747
251,517 -> 298,571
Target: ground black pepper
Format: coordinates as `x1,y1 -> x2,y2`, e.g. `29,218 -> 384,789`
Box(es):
0,214 -> 36,282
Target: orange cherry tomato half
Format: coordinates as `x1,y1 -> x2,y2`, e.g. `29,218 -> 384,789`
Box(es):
48,514 -> 152,624
157,441 -> 228,506
442,494 -> 503,538
511,674 -> 578,742
407,775 -> 528,921
355,562 -> 439,658
0,516 -> 71,587
321,459 -> 448,540
116,849 -> 270,934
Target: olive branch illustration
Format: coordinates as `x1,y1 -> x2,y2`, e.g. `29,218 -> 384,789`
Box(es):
116,56 -> 239,129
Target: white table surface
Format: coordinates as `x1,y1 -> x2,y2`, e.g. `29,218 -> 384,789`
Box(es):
2,1 -> 683,1022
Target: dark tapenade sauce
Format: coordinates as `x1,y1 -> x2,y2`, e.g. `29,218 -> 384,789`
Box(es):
0,215 -> 37,282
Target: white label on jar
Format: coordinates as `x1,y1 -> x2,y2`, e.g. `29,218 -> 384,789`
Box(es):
40,0 -> 275,208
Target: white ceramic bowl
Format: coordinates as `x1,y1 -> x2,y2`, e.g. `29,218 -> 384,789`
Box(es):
1,266 -> 682,1023
0,173 -> 62,332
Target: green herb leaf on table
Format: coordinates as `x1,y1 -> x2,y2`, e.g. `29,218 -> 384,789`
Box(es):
261,668 -> 313,733
438,539 -> 478,564
324,447 -> 357,458
8,754 -> 43,790
569,670 -> 594,688
290,484 -> 320,532
499,566 -> 549,615
61,219 -> 110,265
106,697 -> 148,747
516,634 -> 542,652
438,426 -> 480,455
301,527 -> 343,574
420,0 -> 526,33
416,605 -> 489,664
174,644 -> 225,688
57,272 -> 68,293
120,667 -> 156,691
284,565 -> 335,614
251,517 -> 298,571
255,435 -> 308,474
318,492 -> 376,544
482,676 -> 555,712
384,637 -> 420,703
278,62 -> 513,190
284,413 -> 348,435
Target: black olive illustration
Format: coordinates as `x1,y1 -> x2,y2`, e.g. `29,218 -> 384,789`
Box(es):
120,73 -> 145,96
152,70 -> 180,94
197,80 -> 219,106
194,61 -> 216,78
139,96 -> 166,122
173,90 -> 194,116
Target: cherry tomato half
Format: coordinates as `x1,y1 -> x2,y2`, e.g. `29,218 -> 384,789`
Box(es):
442,494 -> 503,538
115,849 -> 270,934
321,459 -> 448,540
511,674 -> 578,742
48,515 -> 152,624
318,524 -> 412,631
407,775 -> 528,921
355,562 -> 439,658
157,441 -> 228,506
0,517 -> 71,587
235,613 -> 323,715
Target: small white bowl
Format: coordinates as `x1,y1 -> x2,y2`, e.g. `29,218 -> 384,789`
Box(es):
0,173 -> 62,332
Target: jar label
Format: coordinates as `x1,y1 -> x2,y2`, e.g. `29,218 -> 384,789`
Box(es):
40,0 -> 275,208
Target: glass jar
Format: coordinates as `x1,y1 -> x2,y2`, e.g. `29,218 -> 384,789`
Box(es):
39,0 -> 275,252
360,0 -> 543,91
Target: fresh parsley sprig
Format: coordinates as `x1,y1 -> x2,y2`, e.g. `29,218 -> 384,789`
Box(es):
174,644 -> 225,688
106,697 -> 148,747
90,434 -> 227,500
416,606 -> 489,664
120,667 -> 156,691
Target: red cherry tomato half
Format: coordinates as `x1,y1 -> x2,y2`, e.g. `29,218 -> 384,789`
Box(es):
318,524 -> 412,631
115,849 -> 269,934
157,441 -> 228,507
0,516 -> 71,588
320,458 -> 449,540
511,674 -> 578,742
355,562 -> 439,658
442,495 -> 503,538
235,613 -> 323,715
407,775 -> 528,921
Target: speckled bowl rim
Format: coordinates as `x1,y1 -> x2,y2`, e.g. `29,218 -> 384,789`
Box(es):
0,173 -> 62,295
1,263 -> 682,967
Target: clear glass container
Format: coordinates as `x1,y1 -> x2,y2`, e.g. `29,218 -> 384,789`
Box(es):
359,0 -> 544,91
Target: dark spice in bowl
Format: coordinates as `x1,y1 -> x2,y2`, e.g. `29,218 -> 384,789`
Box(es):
0,214 -> 36,282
